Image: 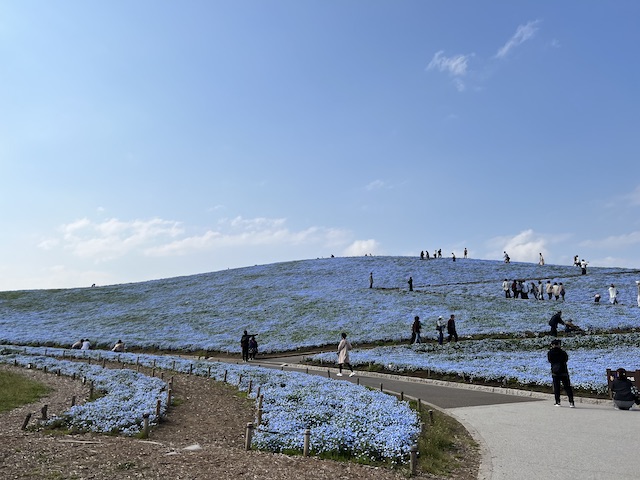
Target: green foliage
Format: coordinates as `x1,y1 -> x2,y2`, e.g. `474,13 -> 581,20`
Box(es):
0,370 -> 50,413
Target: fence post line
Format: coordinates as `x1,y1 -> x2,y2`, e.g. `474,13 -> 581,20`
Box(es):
303,428 -> 311,457
21,413 -> 32,430
409,444 -> 418,475
245,423 -> 254,451
142,413 -> 150,438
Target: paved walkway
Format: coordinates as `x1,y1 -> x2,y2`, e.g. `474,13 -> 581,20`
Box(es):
225,355 -> 640,480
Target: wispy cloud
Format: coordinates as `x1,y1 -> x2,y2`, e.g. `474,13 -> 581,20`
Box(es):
579,231 -> 640,249
426,51 -> 473,91
495,20 -> 541,59
365,180 -> 387,191
624,185 -> 640,206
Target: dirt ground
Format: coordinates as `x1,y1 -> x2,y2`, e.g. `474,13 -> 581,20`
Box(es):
0,364 -> 479,480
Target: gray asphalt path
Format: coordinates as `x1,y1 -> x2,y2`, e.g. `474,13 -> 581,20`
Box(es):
218,355 -> 640,480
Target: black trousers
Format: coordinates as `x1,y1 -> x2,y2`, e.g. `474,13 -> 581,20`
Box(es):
552,374 -> 574,403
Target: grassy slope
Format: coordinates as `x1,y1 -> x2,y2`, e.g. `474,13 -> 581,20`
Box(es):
0,257 -> 638,353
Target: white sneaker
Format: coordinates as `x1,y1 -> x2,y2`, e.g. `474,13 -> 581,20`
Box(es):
554,403 -> 561,407
349,372 -> 356,377
569,403 -> 575,408
336,373 -> 343,376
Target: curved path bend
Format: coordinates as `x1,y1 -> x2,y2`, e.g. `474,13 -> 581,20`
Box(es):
224,354 -> 640,480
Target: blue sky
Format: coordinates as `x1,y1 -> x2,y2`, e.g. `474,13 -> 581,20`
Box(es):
2,1 -> 639,290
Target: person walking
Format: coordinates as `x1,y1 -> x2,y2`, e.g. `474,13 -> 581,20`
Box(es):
436,316 -> 444,345
369,272 -> 374,289
548,311 -> 565,337
552,282 -> 560,301
447,314 -> 458,342
546,280 -> 553,300
408,276 -> 413,292
411,316 -> 422,344
504,251 -> 510,263
609,284 -> 619,305
547,339 -> 575,407
559,283 -> 566,301
336,332 -> 355,377
464,247 -> 468,259
538,281 -> 544,300
248,335 -> 258,360
240,330 -> 250,362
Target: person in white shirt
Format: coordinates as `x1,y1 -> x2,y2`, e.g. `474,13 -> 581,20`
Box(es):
636,281 -> 640,307
608,284 -> 618,305
81,339 -> 91,350
502,279 -> 511,298
539,253 -> 545,265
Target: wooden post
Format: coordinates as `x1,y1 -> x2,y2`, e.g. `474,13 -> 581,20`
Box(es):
172,360 -> 175,370
43,366 -> 47,373
303,428 -> 311,457
151,368 -> 156,377
380,383 -> 383,392
102,359 -> 106,368
256,386 -> 261,399
156,399 -> 162,417
245,423 -> 254,450
257,408 -> 263,425
40,405 -> 48,420
327,370 -> 330,378
238,374 -> 243,386
400,391 -> 404,401
306,367 -> 309,374
356,377 -> 360,386
410,444 -> 418,475
142,413 -> 150,438
258,394 -> 263,411
428,409 -> 434,425
248,379 -> 252,394
167,389 -> 172,406
89,382 -> 94,399
189,364 -> 193,375
136,364 -> 140,373
223,370 -> 228,383
71,396 -> 76,407
208,366 -> 211,377
21,413 -> 32,430
417,398 -> 422,412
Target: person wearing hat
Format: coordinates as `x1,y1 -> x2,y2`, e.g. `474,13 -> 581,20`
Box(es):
608,284 -> 618,305
436,316 -> 444,345
547,339 -> 575,407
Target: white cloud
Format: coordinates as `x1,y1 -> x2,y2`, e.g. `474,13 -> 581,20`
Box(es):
46,217 -> 184,262
579,231 -> 640,249
495,20 -> 541,59
427,51 -> 472,76
486,229 -> 547,263
342,239 -> 381,257
625,185 -> 640,206
366,180 -> 386,191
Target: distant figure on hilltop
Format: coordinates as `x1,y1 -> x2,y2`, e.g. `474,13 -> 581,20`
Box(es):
573,255 -> 580,267
594,293 -> 601,303
408,276 -> 413,292
539,253 -> 545,265
452,252 -> 456,262
369,272 -> 374,289
503,251 -> 510,263
437,249 -> 442,258
636,281 -> 640,307
580,259 -> 588,275
420,251 -> 424,260
425,250 -> 430,260
464,247 -> 468,259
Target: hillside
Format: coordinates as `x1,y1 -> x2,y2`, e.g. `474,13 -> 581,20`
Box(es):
1,256 -> 638,353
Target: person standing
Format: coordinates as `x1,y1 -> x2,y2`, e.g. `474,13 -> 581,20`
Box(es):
447,314 -> 458,342
369,272 -> 374,289
547,339 -> 575,408
408,276 -> 413,292
240,330 -> 250,362
608,284 -> 618,305
548,311 -> 565,337
436,316 -> 444,345
539,252 -> 545,265
336,332 -> 355,377
636,281 -> 640,307
559,283 -> 566,301
502,279 -> 511,298
546,280 -> 553,300
580,259 -> 588,275
531,282 -> 539,300
248,335 -> 258,360
552,282 -> 560,301
411,316 -> 422,344
452,252 -> 456,262
464,247 -> 468,259
538,281 -> 544,300
504,251 -> 510,263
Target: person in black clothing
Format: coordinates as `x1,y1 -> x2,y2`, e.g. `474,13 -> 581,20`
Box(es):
408,276 -> 413,292
611,368 -> 639,410
248,335 -> 258,360
447,314 -> 458,342
548,311 -> 565,337
411,316 -> 422,344
240,330 -> 250,362
547,339 -> 575,407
